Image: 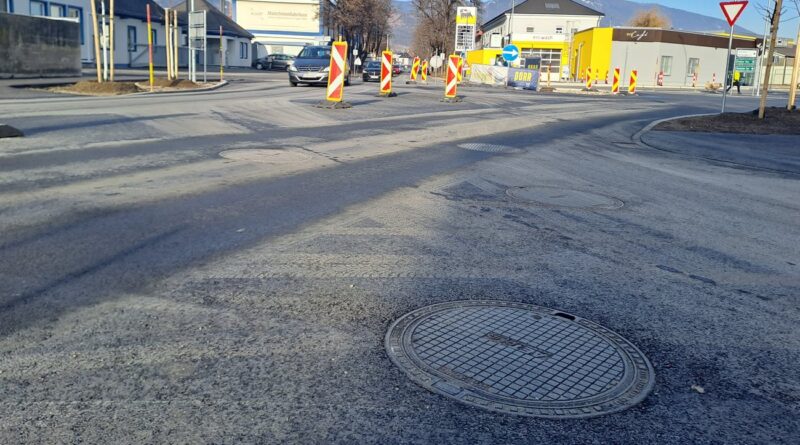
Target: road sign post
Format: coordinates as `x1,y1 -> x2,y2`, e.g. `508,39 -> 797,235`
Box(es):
502,45 -> 520,65
719,1 -> 749,113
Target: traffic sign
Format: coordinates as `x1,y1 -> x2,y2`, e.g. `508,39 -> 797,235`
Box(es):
719,1 -> 748,27
430,55 -> 443,69
502,45 -> 520,63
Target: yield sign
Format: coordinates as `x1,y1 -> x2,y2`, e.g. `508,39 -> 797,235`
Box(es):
720,1 -> 748,27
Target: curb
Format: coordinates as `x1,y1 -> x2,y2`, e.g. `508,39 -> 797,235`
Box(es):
632,113 -> 715,145
133,80 -> 228,95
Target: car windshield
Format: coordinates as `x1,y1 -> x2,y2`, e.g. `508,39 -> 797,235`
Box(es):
297,47 -> 331,59
366,62 -> 380,69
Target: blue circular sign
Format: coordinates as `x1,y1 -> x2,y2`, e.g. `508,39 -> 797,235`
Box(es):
502,44 -> 520,62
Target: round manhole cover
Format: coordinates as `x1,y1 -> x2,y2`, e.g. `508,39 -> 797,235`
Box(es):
385,301 -> 654,419
458,143 -> 521,154
219,148 -> 310,164
506,186 -> 624,210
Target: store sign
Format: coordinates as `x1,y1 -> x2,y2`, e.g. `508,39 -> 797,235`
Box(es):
455,6 -> 477,52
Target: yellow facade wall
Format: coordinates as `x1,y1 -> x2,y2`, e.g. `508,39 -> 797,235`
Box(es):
571,28 -> 612,81
467,40 -> 569,67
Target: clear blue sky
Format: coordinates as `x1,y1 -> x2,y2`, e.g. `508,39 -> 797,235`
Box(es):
630,0 -> 800,35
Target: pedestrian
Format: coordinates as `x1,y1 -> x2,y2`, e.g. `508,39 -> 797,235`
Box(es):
726,70 -> 742,94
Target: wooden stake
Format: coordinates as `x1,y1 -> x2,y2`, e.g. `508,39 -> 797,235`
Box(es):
219,26 -> 224,81
787,22 -> 800,110
759,0 -> 783,119
90,0 -> 102,82
147,4 -> 154,91
165,8 -> 172,80
173,10 -> 179,79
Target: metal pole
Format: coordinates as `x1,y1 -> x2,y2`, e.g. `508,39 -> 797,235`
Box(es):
220,26 -> 224,81
101,0 -> 107,81
109,0 -> 114,81
203,11 -> 207,83
754,0 -> 772,96
165,8 -> 171,80
147,4 -> 154,91
722,25 -> 734,113
190,0 -> 195,82
509,0 -> 515,46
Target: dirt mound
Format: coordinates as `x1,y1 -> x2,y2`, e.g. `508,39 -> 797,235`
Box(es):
150,78 -> 202,89
655,107 -> 800,135
60,81 -> 140,95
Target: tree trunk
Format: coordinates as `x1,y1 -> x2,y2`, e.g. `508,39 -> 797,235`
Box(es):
758,0 -> 782,119
90,0 -> 102,82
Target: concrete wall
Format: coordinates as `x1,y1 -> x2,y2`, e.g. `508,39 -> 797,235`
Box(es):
0,12 -> 81,78
610,40 -> 728,88
13,0 -> 93,61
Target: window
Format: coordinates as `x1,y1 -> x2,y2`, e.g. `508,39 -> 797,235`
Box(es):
545,2 -> 560,9
240,42 -> 248,59
30,0 -> 47,16
526,27 -> 534,33
660,55 -> 673,76
49,2 -> 65,17
555,27 -> 563,34
687,58 -> 700,75
521,48 -> 562,69
127,26 -> 137,52
67,6 -> 83,43
151,29 -> 157,46
2,0 -> 12,13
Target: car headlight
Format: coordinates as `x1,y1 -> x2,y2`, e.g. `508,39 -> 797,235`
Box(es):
321,66 -> 329,73
289,65 -> 298,72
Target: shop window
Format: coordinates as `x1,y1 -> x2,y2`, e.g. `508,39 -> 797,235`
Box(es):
240,42 -> 248,59
660,55 -> 673,76
687,58 -> 700,75
30,0 -> 47,16
526,27 -> 534,33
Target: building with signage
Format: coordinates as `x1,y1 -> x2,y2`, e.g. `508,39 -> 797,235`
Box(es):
572,27 -> 760,87
232,0 -> 333,56
467,0 -> 603,81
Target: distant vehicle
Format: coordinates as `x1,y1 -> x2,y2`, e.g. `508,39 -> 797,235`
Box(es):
392,65 -> 402,76
288,45 -> 350,87
253,54 -> 295,71
363,61 -> 381,82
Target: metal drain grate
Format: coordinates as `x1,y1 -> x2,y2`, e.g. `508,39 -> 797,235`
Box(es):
386,300 -> 654,419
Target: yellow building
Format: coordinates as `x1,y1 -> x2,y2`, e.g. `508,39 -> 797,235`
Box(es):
467,0 -> 603,81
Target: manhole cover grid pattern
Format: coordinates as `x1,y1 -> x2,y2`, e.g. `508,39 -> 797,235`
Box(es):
386,301 -> 654,419
412,307 -> 624,401
458,143 -> 520,153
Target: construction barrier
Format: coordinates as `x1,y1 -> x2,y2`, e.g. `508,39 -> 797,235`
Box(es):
380,50 -> 392,95
326,40 -> 348,102
421,60 -> 428,82
457,57 -> 463,83
657,71 -> 664,86
585,67 -> 593,89
468,64 -> 508,86
692,72 -> 697,87
410,57 -> 420,82
628,70 -> 638,94
445,54 -> 459,98
612,67 -> 620,94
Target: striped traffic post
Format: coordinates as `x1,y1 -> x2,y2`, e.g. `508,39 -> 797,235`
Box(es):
420,60 -> 428,83
408,57 -> 420,84
585,67 -> 593,89
628,70 -> 638,94
379,50 -> 396,97
316,40 -> 350,108
442,55 -> 462,102
612,67 -> 620,94
456,57 -> 463,83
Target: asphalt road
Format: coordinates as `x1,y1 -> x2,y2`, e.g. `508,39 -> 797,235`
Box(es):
0,71 -> 798,444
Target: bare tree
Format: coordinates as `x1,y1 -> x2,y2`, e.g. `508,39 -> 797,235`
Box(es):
411,0 -> 482,57
627,8 -> 671,28
321,0 -> 394,57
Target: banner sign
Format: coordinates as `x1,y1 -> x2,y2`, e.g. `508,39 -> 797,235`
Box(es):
507,68 -> 539,90
468,64 -> 508,86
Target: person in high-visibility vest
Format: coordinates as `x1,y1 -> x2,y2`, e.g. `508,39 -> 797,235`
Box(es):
726,70 -> 742,95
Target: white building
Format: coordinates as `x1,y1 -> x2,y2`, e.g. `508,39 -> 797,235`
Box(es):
175,0 -> 254,68
232,0 -> 334,56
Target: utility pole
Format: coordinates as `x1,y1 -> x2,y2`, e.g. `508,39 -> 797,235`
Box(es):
758,0 -> 782,119
90,0 -> 102,82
